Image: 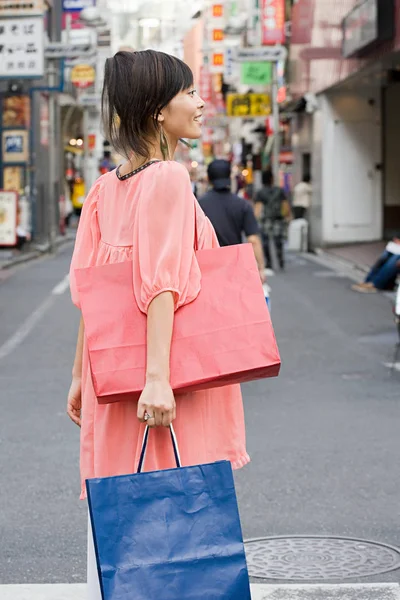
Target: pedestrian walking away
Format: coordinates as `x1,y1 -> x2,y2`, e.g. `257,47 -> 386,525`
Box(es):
199,158 -> 266,282
292,173 -> 312,220
254,169 -> 291,270
67,49 -> 250,599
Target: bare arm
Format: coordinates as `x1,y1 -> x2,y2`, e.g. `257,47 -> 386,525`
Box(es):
247,234 -> 266,282
67,316 -> 84,427
137,291 -> 176,427
145,291 -> 174,382
254,202 -> 263,220
72,316 -> 84,378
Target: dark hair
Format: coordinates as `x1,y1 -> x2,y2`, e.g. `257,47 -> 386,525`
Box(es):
102,49 -> 194,160
262,169 -> 273,186
303,173 -> 311,183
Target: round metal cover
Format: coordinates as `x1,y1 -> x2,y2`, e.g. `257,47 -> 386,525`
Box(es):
244,536 -> 400,581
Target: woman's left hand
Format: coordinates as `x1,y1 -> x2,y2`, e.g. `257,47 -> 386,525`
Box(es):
67,376 -> 82,427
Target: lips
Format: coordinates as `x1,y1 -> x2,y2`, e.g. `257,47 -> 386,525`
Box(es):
194,114 -> 203,123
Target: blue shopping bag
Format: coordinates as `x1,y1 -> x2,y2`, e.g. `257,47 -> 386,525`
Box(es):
86,426 -> 251,600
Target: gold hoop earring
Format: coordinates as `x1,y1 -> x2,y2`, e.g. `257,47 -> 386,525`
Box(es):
159,124 -> 170,160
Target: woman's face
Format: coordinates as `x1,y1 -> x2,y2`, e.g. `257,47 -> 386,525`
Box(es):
161,87 -> 205,142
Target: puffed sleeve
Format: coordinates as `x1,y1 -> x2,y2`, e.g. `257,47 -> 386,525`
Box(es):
133,161 -> 201,314
69,181 -> 101,308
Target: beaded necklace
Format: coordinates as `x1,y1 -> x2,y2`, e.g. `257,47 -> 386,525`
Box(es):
116,159 -> 161,181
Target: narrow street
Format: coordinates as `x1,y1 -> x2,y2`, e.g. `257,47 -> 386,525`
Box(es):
0,246 -> 399,598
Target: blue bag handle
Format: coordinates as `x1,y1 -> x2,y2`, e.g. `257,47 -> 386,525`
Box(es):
137,424 -> 181,473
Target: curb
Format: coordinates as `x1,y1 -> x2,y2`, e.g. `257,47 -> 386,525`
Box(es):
299,249 -> 369,283
0,234 -> 75,271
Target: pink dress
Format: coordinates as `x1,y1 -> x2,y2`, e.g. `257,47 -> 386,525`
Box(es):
70,160 -> 250,499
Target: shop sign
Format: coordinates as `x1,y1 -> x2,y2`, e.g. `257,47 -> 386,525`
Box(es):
0,0 -> 44,16
241,62 -> 272,85
62,0 -> 95,12
0,190 -> 17,246
2,130 -> 29,162
224,47 -> 235,79
235,45 -> 287,62
78,93 -> 101,106
226,93 -> 271,117
212,4 -> 223,18
210,51 -> 224,74
2,96 -> 30,128
71,63 -> 95,88
342,0 -> 394,58
261,0 -> 285,46
0,16 -> 44,78
212,29 -> 224,42
40,94 -> 49,147
291,0 -> 315,45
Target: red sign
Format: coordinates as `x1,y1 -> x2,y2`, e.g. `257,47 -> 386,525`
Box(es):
291,0 -> 315,45
88,134 -> 96,150
213,29 -> 224,42
213,53 -> 224,66
212,4 -> 223,17
261,0 -> 285,45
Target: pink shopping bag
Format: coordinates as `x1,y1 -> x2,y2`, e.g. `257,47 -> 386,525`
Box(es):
75,243 -> 280,404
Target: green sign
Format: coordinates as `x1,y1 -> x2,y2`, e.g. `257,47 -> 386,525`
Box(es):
241,62 -> 272,86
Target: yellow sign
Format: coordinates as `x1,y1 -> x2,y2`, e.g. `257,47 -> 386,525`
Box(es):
226,93 -> 271,117
71,64 -> 96,89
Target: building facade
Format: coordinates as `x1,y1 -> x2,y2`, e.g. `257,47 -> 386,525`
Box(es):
289,0 -> 400,247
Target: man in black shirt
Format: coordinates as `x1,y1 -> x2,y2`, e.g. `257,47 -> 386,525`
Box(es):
199,159 -> 265,282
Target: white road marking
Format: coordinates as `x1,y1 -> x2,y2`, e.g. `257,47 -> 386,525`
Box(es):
0,274 -> 70,360
0,583 -> 399,600
384,361 -> 400,372
52,274 -> 70,296
251,583 -> 400,600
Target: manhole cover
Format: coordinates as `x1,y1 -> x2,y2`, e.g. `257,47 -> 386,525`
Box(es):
244,536 -> 400,581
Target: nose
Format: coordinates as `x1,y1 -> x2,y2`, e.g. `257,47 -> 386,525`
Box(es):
197,93 -> 205,109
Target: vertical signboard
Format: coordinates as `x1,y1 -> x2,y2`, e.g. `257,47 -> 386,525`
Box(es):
261,0 -> 285,45
291,0 -> 315,45
0,190 -> 17,246
0,16 -> 44,78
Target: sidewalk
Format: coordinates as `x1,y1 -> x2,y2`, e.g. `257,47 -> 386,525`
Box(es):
0,231 -> 75,270
318,241 -> 387,274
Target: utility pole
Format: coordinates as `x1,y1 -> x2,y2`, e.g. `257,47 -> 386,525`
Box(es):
47,0 -> 62,253
271,60 -> 280,184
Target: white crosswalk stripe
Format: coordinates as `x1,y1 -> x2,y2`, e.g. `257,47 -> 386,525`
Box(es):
0,583 -> 399,600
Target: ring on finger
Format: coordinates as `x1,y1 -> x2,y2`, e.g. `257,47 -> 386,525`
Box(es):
144,411 -> 155,422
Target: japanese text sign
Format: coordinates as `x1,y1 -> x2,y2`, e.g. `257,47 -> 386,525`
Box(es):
0,0 -> 44,16
261,0 -> 285,45
241,62 -> 272,85
0,16 -> 44,78
226,93 -> 271,117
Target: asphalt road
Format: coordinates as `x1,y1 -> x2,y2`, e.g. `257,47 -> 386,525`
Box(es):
0,245 -> 399,585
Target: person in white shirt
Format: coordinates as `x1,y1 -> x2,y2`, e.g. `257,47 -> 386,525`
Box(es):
292,174 -> 312,219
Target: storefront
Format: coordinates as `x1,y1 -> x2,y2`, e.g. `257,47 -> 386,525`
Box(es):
289,0 -> 400,247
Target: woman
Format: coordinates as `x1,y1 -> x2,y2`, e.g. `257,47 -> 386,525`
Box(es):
67,50 -> 249,597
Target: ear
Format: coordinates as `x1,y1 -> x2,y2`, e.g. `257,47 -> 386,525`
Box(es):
157,112 -> 165,123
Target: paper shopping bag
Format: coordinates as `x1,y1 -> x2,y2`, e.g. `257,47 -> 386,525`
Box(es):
75,243 -> 280,404
86,427 -> 251,600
